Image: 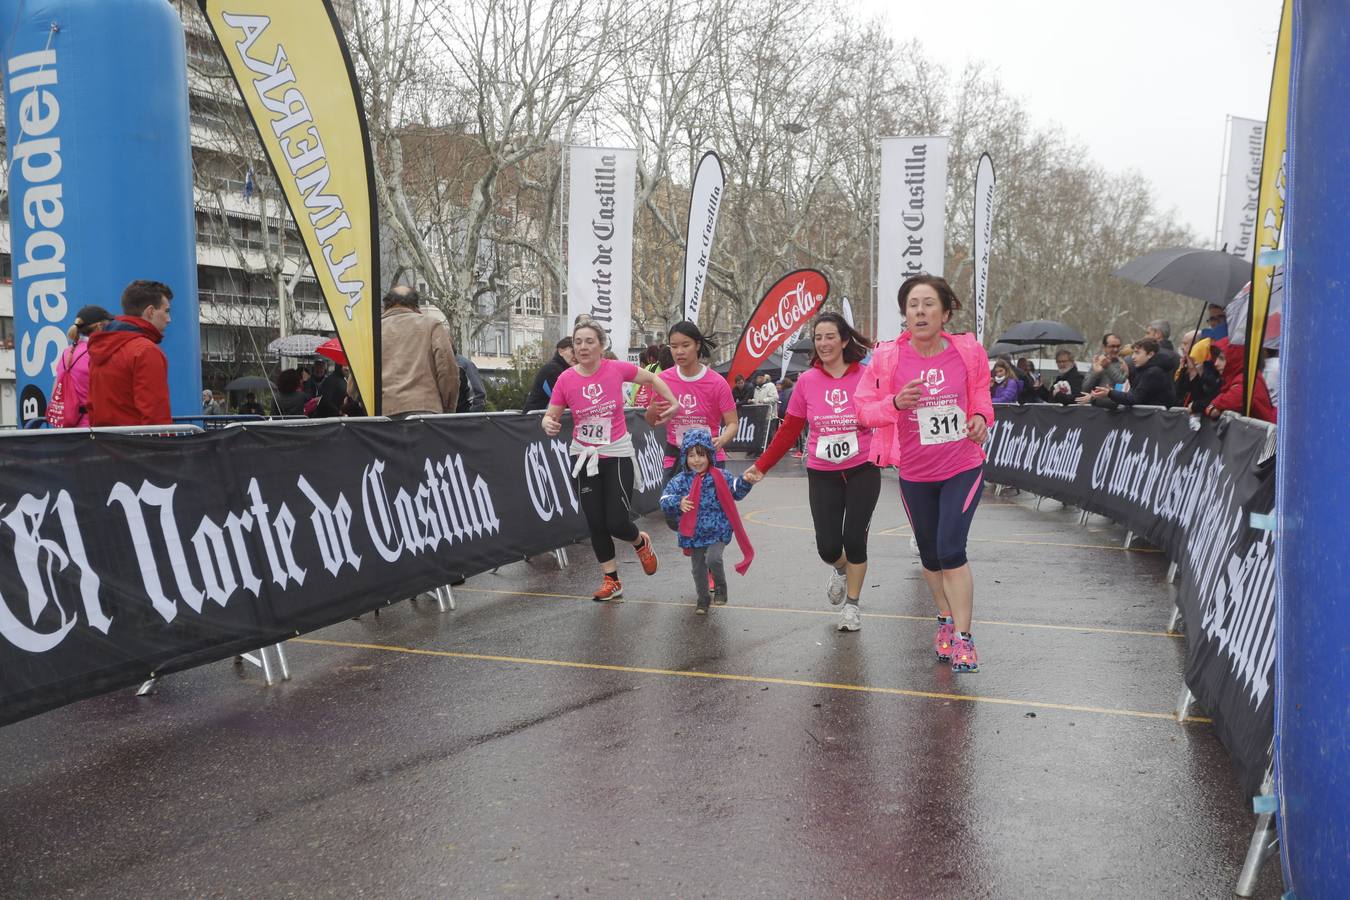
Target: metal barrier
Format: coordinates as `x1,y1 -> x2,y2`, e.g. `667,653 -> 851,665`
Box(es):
3,423 -> 206,439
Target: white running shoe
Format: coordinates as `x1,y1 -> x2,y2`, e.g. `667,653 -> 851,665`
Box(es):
826,568 -> 847,606
837,603 -> 861,632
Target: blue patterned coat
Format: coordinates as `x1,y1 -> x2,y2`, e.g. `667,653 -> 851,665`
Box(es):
659,430 -> 752,549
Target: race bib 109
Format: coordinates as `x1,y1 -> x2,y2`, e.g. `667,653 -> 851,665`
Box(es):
815,431 -> 860,463
918,405 -> 966,446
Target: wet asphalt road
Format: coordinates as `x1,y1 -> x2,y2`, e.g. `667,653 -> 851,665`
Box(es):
0,461 -> 1282,898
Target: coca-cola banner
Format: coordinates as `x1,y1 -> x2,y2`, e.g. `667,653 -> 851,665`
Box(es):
877,136 -> 948,340
727,269 -> 828,386
568,146 -> 636,353
682,151 -> 725,325
0,413 -> 665,727
972,153 -> 996,343
984,404 -> 1275,795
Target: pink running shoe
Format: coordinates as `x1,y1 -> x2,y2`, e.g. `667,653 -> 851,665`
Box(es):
951,634 -> 979,673
934,620 -> 955,662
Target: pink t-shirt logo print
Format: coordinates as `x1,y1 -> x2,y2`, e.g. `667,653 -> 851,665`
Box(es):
582,383 -> 604,403
679,393 -> 699,415
825,388 -> 849,414
922,369 -> 947,395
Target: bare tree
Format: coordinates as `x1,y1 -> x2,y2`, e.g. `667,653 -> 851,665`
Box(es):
353,0 -> 645,349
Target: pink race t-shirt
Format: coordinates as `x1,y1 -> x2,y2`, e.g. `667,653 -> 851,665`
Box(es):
892,341 -> 985,482
551,358 -> 640,447
787,364 -> 874,472
650,366 -> 736,466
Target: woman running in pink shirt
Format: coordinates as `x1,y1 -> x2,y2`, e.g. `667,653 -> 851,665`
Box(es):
543,319 -> 678,601
856,275 -> 994,672
745,312 -> 880,633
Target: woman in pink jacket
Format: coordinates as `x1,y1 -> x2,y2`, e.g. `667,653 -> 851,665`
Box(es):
856,275 -> 994,673
51,305 -> 113,427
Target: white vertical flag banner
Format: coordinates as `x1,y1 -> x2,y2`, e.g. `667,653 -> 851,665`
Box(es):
841,296 -> 855,328
780,325 -> 802,381
682,151 -> 725,325
1220,116 -> 1265,261
877,136 -> 948,340
972,153 -> 996,344
568,146 -> 636,354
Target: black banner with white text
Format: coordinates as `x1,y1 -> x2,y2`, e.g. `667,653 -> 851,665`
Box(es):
983,404 -> 1275,794
0,413 -> 666,726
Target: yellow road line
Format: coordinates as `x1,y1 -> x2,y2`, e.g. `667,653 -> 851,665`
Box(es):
741,507 -> 1162,553
456,587 -> 1182,640
293,636 -> 1210,725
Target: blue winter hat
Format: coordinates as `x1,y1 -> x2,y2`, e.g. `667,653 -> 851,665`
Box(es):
679,426 -> 717,468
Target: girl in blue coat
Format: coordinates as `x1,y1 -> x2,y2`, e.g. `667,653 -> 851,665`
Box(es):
659,429 -> 755,614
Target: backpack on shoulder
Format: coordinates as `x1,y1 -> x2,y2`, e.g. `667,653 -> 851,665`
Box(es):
46,344 -> 88,428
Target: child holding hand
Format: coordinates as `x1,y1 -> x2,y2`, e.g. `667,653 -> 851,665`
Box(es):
659,430 -> 755,614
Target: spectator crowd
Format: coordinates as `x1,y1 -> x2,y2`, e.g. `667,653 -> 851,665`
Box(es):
989,312 -> 1278,425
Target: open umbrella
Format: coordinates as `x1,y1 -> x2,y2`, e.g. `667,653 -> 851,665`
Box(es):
1112,246 -> 1251,305
225,375 -> 274,392
713,354 -> 811,379
315,337 -> 348,366
995,320 -> 1086,346
267,333 -> 329,358
988,340 -> 1057,358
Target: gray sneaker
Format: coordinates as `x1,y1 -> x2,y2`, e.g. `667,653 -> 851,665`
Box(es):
837,603 -> 861,632
713,585 -> 728,605
826,568 -> 847,606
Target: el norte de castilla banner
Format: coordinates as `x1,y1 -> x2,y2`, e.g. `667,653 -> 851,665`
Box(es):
568,146 -> 636,355
0,413 -> 668,728
200,0 -> 382,412
682,151 -> 725,326
878,136 -> 948,340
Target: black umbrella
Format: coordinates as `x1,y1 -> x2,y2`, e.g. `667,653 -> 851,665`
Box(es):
1112,246 -> 1251,305
988,340 -> 1056,358
995,320 -> 1086,346
225,375 -> 275,392
712,354 -> 811,379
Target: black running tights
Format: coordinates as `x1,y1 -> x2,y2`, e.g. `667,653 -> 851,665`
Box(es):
806,462 -> 881,565
576,456 -> 640,563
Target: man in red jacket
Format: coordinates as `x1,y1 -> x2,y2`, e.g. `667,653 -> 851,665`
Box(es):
88,280 -> 174,426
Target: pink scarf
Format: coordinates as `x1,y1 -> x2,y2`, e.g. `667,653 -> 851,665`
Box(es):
679,470 -> 755,575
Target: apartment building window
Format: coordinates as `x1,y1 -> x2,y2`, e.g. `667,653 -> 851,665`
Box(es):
513,293 -> 542,317
0,316 -> 14,350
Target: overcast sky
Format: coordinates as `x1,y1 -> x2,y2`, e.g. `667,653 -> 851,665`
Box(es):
856,0 -> 1282,242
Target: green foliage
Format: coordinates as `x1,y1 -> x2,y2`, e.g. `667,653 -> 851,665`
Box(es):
484,340 -> 546,411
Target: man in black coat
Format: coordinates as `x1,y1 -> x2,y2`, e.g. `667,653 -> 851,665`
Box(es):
1091,339 -> 1176,408
523,337 -> 574,412
1042,349 -> 1085,404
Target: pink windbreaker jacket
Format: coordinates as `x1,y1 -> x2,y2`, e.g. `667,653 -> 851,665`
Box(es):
855,331 -> 995,468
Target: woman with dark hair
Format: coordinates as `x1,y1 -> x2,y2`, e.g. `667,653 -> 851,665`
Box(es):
744,312 -> 880,631
856,274 -> 994,673
543,319 -> 679,601
645,320 -> 739,484
274,368 -> 310,416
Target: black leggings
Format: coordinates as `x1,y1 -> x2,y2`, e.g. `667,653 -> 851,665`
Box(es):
575,456 -> 640,563
806,462 -> 881,565
899,465 -> 984,572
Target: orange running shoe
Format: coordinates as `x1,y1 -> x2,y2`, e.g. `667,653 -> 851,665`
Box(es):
635,532 -> 659,576
592,574 -> 623,601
